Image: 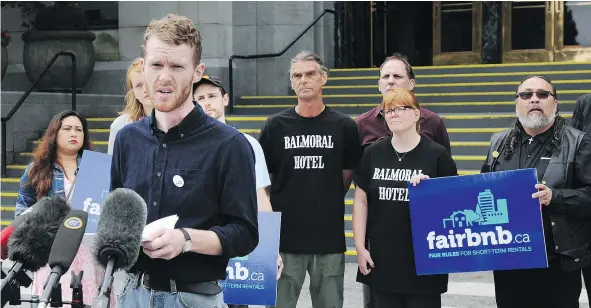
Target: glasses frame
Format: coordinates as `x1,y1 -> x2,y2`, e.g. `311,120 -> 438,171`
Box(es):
516,90 -> 555,100
380,106 -> 413,117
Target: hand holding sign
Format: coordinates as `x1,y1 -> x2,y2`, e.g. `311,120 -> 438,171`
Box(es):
410,174 -> 430,186
277,254 -> 284,280
532,183 -> 553,206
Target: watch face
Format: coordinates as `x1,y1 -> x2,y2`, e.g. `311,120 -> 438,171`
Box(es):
183,241 -> 192,252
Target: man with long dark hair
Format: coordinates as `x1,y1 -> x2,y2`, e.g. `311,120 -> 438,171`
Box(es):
481,76 -> 591,308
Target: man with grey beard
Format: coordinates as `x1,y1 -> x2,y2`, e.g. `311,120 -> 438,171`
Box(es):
480,75 -> 591,308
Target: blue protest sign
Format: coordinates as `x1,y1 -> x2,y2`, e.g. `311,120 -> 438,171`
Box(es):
70,150 -> 112,235
408,168 -> 548,275
221,212 -> 281,306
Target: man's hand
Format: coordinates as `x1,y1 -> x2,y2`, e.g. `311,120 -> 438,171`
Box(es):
142,229 -> 186,260
532,183 -> 553,206
277,254 -> 284,280
357,249 -> 374,275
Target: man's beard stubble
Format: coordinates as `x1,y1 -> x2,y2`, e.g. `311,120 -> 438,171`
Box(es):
151,82 -> 193,113
517,105 -> 557,130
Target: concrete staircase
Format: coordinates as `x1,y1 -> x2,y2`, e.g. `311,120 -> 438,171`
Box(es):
2,61 -> 590,263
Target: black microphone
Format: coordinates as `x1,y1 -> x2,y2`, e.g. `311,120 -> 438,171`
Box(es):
91,188 -> 147,308
1,196 -> 71,293
38,209 -> 88,308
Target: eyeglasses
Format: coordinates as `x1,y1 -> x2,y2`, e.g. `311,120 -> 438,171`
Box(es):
380,106 -> 412,116
516,90 -> 555,100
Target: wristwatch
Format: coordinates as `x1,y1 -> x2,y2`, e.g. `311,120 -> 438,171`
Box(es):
178,228 -> 192,253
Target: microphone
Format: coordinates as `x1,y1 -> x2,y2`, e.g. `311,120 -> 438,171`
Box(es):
1,196 -> 71,292
91,188 -> 147,308
1,200 -> 47,260
38,209 -> 88,308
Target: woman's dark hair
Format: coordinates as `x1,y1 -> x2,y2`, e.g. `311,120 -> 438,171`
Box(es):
26,110 -> 92,199
572,93 -> 591,135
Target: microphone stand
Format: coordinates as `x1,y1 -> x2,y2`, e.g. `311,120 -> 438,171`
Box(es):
50,283 -> 63,307
38,267 -> 64,308
1,264 -> 33,308
1,261 -> 23,290
70,271 -> 84,308
91,255 -> 116,308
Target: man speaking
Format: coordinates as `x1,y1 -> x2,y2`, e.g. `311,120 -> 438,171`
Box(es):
482,76 -> 591,308
110,14 -> 259,308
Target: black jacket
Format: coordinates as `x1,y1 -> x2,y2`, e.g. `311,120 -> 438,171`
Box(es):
484,124 -> 591,271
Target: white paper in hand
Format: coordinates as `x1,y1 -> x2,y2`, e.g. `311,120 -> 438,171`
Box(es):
142,214 -> 179,242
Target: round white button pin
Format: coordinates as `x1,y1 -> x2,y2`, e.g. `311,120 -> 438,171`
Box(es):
173,175 -> 184,187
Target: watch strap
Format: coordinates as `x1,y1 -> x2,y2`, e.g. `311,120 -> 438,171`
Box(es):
179,228 -> 191,242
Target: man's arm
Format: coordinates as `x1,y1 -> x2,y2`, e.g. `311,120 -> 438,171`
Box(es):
548,134 -> 591,217
343,119 -> 363,193
343,170 -> 355,193
208,134 -> 259,258
436,117 -> 452,155
110,132 -> 123,191
257,188 -> 273,212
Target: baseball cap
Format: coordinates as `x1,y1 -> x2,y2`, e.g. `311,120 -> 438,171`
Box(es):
193,75 -> 226,95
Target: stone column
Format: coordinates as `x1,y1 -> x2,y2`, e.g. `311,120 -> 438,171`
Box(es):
481,1 -> 502,64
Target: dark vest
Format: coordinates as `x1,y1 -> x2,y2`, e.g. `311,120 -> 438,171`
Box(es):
485,125 -> 589,271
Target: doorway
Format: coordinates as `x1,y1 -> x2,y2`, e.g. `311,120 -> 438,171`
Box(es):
372,1 -> 433,67
432,1 -> 483,65
502,1 -> 591,62
333,1 -> 433,68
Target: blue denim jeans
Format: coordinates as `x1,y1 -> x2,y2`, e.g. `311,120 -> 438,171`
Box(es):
117,273 -> 227,308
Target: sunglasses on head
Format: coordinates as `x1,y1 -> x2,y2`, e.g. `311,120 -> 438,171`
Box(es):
516,90 -> 554,100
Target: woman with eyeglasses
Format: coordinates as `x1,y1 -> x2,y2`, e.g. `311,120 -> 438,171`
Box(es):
352,88 -> 458,308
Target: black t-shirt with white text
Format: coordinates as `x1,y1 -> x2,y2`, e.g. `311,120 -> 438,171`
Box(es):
354,136 -> 457,294
259,106 -> 362,254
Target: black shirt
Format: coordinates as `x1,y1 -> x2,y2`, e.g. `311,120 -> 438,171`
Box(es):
258,106 -> 362,254
519,128 -> 558,258
111,105 -> 259,283
354,136 -> 457,294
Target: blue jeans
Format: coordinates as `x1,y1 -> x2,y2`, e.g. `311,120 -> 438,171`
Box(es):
117,273 -> 227,308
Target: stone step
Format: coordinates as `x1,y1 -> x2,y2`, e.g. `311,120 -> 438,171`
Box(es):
323,80 -> 591,95
327,70 -> 591,86
236,91 -> 587,105
327,62 -> 591,77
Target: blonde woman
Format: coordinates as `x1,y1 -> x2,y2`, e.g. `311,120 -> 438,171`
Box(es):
353,88 -> 457,308
107,58 -> 152,155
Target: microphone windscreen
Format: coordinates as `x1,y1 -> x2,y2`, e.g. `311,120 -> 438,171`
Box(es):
2,199 -> 48,259
92,188 -> 147,270
47,209 -> 88,271
7,196 -> 71,271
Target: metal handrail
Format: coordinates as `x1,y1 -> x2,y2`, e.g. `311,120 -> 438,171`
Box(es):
227,9 -> 336,114
1,51 -> 77,176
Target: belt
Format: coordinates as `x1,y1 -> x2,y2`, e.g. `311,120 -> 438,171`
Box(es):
137,272 -> 222,295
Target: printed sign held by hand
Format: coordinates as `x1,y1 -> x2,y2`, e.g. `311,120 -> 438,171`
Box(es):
408,168 -> 548,275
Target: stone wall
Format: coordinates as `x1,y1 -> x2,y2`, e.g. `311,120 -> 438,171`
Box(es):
1,1 -> 335,97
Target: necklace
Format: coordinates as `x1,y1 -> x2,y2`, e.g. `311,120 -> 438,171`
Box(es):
394,150 -> 408,162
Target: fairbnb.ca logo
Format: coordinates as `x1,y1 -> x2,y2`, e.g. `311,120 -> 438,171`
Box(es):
426,189 -> 531,250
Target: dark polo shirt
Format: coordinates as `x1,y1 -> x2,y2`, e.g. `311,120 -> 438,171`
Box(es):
355,106 -> 451,153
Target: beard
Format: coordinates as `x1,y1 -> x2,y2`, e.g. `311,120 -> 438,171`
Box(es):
149,82 -> 193,113
516,104 -> 557,129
